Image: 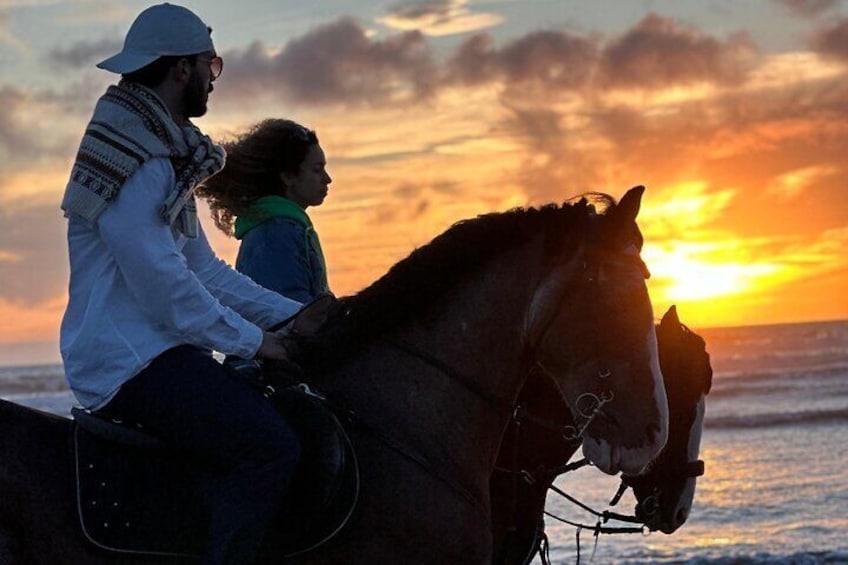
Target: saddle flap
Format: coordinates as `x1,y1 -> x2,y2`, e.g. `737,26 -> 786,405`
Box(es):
71,387 -> 358,560
271,387 -> 350,515
72,407 -> 166,450
73,423 -> 207,558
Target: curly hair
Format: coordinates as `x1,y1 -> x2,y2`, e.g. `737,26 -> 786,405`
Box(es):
197,118 -> 319,235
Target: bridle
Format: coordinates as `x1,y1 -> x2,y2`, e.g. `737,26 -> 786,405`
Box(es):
491,397 -> 706,565
491,282 -> 710,565
494,382 -> 708,564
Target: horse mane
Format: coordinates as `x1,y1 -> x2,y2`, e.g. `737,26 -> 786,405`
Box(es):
295,193 -> 616,372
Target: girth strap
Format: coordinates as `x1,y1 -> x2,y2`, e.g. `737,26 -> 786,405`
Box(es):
325,395 -> 491,524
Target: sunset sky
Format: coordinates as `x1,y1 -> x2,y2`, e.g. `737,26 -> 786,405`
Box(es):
1,0 -> 847,365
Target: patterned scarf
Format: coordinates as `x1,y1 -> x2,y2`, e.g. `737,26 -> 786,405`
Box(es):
61,80 -> 226,238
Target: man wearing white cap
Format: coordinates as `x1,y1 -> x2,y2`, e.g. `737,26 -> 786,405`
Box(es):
60,4 -> 303,564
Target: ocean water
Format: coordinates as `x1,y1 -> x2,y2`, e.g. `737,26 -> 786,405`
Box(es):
538,320 -> 848,565
1,320 -> 847,564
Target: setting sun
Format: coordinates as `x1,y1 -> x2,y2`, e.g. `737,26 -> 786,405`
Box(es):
650,252 -> 777,301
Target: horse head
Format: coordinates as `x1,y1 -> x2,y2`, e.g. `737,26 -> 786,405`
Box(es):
525,186 -> 668,476
623,305 -> 713,533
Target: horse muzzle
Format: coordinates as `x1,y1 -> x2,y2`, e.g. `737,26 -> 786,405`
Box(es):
581,437 -> 661,475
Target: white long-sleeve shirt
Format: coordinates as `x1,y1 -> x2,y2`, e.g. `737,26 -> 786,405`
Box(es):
61,158 -> 301,409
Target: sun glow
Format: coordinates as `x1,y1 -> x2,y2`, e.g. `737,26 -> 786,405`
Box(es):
647,248 -> 780,301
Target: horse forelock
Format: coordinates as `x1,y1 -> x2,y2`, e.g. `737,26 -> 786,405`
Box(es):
296,194 -> 622,372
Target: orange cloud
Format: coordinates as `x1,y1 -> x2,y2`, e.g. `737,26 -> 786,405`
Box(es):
0,295 -> 65,344
379,0 -> 503,36
770,164 -> 838,200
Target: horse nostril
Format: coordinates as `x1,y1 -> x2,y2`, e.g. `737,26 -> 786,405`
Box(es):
675,507 -> 688,525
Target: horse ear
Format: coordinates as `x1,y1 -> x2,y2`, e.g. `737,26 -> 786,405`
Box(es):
617,185 -> 645,224
657,306 -> 680,354
604,185 -> 645,249
660,305 -> 680,328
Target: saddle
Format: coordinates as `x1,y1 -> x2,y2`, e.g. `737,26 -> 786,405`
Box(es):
72,384 -> 359,560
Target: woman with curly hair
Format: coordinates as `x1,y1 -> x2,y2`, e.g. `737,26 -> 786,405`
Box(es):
199,118 -> 332,303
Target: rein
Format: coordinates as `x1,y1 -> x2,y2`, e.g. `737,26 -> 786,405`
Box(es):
530,448 -> 706,565
490,383 -> 706,565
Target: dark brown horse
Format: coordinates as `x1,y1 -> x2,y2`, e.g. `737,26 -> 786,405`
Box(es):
0,187 -> 668,564
489,306 -> 713,564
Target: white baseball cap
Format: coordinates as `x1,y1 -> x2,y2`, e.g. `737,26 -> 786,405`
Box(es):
97,3 -> 215,74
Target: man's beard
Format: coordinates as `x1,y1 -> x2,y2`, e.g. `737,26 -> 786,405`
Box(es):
184,70 -> 208,118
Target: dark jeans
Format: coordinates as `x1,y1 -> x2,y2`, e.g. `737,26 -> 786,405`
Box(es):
98,345 -> 301,565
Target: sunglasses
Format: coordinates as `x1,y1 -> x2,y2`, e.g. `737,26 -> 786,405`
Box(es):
208,56 -> 223,80
195,55 -> 223,81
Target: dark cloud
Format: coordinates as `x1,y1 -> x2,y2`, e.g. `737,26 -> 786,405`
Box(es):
210,13 -> 764,110
431,180 -> 460,195
448,30 -> 598,91
47,37 -> 122,70
598,13 -> 758,89
279,18 -> 436,103
218,17 -> 437,107
812,16 -> 848,60
447,15 -> 758,94
391,180 -> 459,199
393,182 -> 424,198
772,0 -> 839,17
0,203 -> 68,305
413,198 -> 429,218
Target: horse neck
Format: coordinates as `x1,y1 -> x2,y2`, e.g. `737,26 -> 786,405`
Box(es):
319,236 -> 548,494
384,238 -> 547,474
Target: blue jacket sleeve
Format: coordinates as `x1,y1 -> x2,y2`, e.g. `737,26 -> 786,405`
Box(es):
236,219 -> 316,304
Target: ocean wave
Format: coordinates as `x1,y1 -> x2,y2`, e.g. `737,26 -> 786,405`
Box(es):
712,359 -> 848,380
709,364 -> 848,398
0,370 -> 69,395
0,363 -> 64,380
630,550 -> 848,564
706,408 -> 848,429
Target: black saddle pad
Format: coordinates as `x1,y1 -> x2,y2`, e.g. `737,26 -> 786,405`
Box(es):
73,386 -> 358,560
